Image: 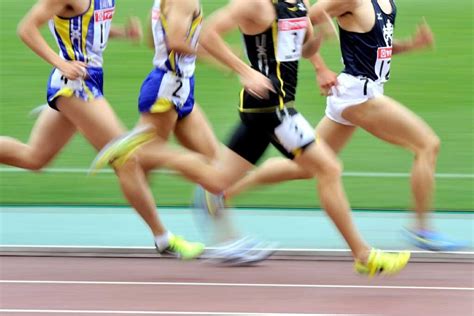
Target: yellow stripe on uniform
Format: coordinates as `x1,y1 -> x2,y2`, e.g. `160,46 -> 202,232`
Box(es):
271,20 -> 285,110
186,14 -> 203,44
53,17 -> 75,60
151,98 -> 174,113
239,89 -> 245,111
160,15 -> 177,73
81,1 -> 95,62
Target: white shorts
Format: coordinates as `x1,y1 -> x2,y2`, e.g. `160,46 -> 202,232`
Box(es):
326,73 -> 385,126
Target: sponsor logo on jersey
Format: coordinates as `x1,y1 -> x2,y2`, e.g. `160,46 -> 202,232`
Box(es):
297,2 -> 307,11
278,17 -> 307,31
95,8 -> 115,22
382,19 -> 394,47
377,47 -> 392,59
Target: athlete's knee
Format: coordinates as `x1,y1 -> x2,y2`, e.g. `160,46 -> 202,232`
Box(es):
317,156 -> 343,182
26,151 -> 53,171
416,134 -> 440,162
204,176 -> 233,195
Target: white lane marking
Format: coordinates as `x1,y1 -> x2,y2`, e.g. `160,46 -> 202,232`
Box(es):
0,280 -> 472,291
1,245 -> 473,255
0,310 -> 365,315
0,167 -> 472,179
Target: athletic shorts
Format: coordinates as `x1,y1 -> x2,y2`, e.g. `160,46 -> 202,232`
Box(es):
227,106 -> 316,165
138,68 -> 195,119
47,67 -> 104,110
326,73 -> 384,125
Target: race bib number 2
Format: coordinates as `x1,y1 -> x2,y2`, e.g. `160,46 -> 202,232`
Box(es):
277,17 -> 307,62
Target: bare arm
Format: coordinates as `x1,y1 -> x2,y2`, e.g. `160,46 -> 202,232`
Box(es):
18,0 -> 72,69
109,17 -> 143,43
146,11 -> 155,49
393,20 -> 434,55
199,0 -> 256,76
199,0 -> 274,98
165,0 -> 199,55
17,0 -> 86,79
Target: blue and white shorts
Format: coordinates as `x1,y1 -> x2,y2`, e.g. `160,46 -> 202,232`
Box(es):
138,68 -> 195,119
47,67 -> 104,110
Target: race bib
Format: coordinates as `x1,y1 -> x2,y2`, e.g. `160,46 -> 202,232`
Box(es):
50,69 -> 84,91
274,112 -> 315,152
94,6 -> 115,51
157,72 -> 191,108
374,47 -> 392,83
277,17 -> 307,62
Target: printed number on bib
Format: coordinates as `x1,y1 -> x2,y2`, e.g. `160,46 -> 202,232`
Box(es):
94,7 -> 115,50
277,17 -> 307,62
274,112 -> 315,152
374,47 -> 392,83
158,72 -> 191,108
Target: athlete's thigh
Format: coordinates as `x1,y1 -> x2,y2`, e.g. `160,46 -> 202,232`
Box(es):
315,116 -> 357,155
140,110 -> 178,141
174,104 -> 220,160
342,95 -> 437,152
28,106 -> 76,160
56,97 -> 126,151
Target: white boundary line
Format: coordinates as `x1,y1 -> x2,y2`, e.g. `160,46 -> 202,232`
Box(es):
0,167 -> 473,179
0,310 -> 362,315
1,280 -> 472,291
0,245 -> 472,255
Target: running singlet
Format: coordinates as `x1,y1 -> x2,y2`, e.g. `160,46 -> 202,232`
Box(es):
151,0 -> 202,78
339,0 -> 396,83
49,0 -> 115,68
241,0 -> 308,111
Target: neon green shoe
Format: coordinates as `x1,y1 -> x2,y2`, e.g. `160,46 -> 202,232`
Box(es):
158,235 -> 205,260
89,125 -> 155,175
354,248 -> 410,277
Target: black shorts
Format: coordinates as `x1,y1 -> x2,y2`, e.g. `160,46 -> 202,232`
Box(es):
226,107 -> 316,165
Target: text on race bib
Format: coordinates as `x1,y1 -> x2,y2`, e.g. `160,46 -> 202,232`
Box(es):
277,17 -> 307,62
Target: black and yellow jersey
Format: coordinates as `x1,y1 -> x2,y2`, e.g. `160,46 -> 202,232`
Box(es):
240,0 -> 308,112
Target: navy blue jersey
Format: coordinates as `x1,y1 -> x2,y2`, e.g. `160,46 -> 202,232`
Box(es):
339,0 -> 396,82
240,0 -> 308,112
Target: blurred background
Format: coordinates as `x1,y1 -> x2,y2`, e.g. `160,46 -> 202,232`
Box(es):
0,0 -> 472,211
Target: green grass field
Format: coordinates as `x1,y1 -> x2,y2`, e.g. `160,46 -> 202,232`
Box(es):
0,0 -> 472,210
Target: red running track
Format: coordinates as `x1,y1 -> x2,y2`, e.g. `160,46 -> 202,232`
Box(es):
0,256 -> 473,315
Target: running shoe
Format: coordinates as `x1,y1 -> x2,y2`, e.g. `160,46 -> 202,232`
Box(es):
206,236 -> 277,266
156,235 -> 205,260
29,104 -> 48,118
193,185 -> 225,218
354,248 -> 410,277
403,228 -> 468,251
89,125 -> 155,174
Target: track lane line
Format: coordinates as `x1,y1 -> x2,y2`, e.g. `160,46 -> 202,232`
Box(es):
0,280 -> 472,291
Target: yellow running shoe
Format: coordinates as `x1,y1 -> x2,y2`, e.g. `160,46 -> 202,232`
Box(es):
158,235 -> 205,260
354,248 -> 410,277
89,125 -> 155,175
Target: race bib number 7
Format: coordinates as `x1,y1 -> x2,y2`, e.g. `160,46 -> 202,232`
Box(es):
277,17 -> 307,62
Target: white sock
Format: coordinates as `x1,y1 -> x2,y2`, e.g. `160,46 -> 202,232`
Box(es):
154,231 -> 173,251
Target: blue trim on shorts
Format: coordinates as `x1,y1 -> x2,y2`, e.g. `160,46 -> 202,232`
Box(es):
138,68 -> 195,120
46,67 -> 104,111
